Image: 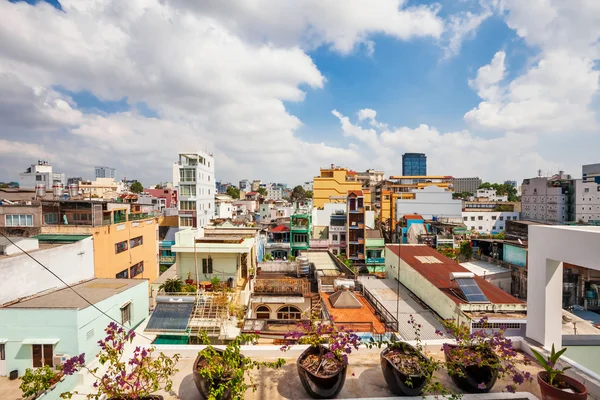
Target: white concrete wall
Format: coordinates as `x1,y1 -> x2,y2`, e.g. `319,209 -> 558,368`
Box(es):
396,186 -> 462,220
0,237 -> 94,305
312,203 -> 346,226
574,179 -> 600,222
461,211 -> 520,234
521,177 -> 569,223
177,252 -> 240,284
215,201 -> 233,219
250,298 -> 310,319
527,226 -> 600,350
0,237 -> 39,256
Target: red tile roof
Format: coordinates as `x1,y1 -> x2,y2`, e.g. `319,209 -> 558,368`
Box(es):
347,190 -> 363,196
322,292 -> 386,334
386,244 -> 522,305
347,170 -> 357,175
270,224 -> 289,233
246,191 -> 258,195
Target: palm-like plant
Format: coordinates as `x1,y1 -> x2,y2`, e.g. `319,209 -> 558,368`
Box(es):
159,277 -> 183,293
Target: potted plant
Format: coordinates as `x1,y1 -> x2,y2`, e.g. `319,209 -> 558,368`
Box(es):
158,277 -> 183,293
375,314 -> 452,397
442,316 -> 532,393
60,322 -> 180,399
185,272 -> 194,285
281,315 -> 361,399
20,365 -> 64,399
531,344 -> 587,400
193,331 -> 285,400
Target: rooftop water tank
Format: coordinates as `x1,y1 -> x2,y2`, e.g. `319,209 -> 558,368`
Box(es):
35,184 -> 46,198
52,182 -> 64,197
296,255 -> 310,277
68,183 -> 79,197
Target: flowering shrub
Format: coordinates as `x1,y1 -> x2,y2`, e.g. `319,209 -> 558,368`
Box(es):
20,365 -> 63,398
196,332 -> 285,400
60,322 -> 180,399
280,314 -> 361,370
442,316 -> 532,393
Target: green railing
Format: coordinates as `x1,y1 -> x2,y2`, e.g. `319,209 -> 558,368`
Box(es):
366,257 -> 385,264
128,213 -> 150,221
114,215 -> 127,224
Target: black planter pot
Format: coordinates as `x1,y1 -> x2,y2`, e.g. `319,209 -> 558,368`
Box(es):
444,344 -> 499,393
297,345 -> 347,399
193,349 -> 237,400
380,342 -> 431,396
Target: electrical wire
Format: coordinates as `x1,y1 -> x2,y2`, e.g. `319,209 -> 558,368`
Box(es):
0,231 -> 155,342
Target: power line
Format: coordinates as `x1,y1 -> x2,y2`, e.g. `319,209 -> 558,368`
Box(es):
0,231 -> 155,342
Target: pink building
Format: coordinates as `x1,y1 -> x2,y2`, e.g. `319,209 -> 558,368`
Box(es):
144,188 -> 178,208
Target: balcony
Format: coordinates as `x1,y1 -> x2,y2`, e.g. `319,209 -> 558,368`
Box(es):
265,242 -> 291,249
309,239 -> 329,249
253,278 -> 311,296
290,224 -> 309,232
290,241 -> 308,249
366,257 -> 385,264
159,255 -> 176,264
128,213 -> 152,221
329,225 -> 346,232
179,209 -> 196,216
349,222 -> 364,229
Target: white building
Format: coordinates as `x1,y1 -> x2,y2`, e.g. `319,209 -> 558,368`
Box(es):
173,152 -> 215,228
239,179 -> 250,191
18,161 -> 66,189
462,211 -> 520,234
0,236 -> 95,306
94,166 -> 116,179
266,185 -> 283,201
302,181 -> 313,192
476,189 -> 508,202
582,163 -> 600,183
521,173 -> 572,223
574,179 -> 600,223
215,195 -> 234,219
396,186 -> 462,221
356,169 -> 385,187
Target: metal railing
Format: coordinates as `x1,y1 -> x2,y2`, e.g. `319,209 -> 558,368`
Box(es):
128,213 -> 151,221
254,278 -> 311,296
361,286 -> 399,332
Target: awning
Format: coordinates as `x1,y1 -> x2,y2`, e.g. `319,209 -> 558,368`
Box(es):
145,301 -> 194,333
22,338 -> 59,345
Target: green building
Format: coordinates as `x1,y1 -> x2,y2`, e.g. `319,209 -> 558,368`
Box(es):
365,229 -> 386,274
290,213 -> 311,256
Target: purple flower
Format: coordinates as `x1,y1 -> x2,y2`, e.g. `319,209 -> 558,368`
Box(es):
477,382 -> 486,390
506,385 -> 516,393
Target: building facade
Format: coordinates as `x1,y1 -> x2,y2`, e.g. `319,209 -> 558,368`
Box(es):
347,191 -> 366,263
574,179 -> 600,223
451,177 -> 482,194
462,211 -> 520,234
95,166 -> 116,179
521,173 -> 573,223
401,153 -> 427,176
290,213 -> 311,256
144,188 -> 178,209
239,179 -> 250,192
356,169 -> 385,188
582,163 -> 600,183
476,189 -> 508,202
313,166 -> 363,208
18,161 -> 65,189
395,186 -> 462,221
173,152 -> 215,228
266,185 -> 283,201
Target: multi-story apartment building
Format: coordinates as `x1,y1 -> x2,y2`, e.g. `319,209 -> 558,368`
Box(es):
290,213 -> 311,257
302,181 -> 313,192
173,152 -> 215,228
476,189 -> 508,202
401,153 -> 426,176
574,179 -> 600,223
347,190 -> 366,263
266,184 -> 283,201
239,179 -> 250,191
451,177 -> 482,194
521,172 -> 573,224
95,166 -> 116,179
328,210 -> 346,256
356,169 -> 385,188
583,163 -> 600,183
143,188 -> 178,209
18,161 -> 66,189
504,180 -> 517,188
251,180 -> 262,192
462,211 -> 520,234
313,165 -> 363,208
395,186 -> 462,221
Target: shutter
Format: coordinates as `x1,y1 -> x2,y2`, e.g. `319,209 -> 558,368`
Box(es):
32,345 -> 42,368
43,345 -> 53,367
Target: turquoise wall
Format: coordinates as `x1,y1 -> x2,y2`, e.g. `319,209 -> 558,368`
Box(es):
503,244 -> 527,268
0,280 -> 149,398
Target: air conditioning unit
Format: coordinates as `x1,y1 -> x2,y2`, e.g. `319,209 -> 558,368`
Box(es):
53,354 -> 70,367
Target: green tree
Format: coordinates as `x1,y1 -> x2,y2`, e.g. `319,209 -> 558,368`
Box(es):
258,187 -> 268,196
226,186 -> 240,199
478,182 -> 518,202
459,241 -> 473,260
290,185 -> 306,201
304,190 -> 313,198
130,181 -> 143,193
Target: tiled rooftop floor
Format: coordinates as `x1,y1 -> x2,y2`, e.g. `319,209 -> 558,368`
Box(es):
322,292 -> 387,334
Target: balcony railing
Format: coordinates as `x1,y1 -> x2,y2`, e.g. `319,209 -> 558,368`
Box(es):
309,239 -> 329,249
366,257 -> 385,264
265,242 -> 291,249
291,242 -> 308,248
253,278 -> 311,296
128,213 -> 151,221
291,224 -> 309,231
159,256 -> 176,263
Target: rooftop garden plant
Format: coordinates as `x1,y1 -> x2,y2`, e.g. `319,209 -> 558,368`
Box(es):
531,344 -> 587,399
442,316 -> 532,393
20,365 -> 63,399
193,331 -> 285,400
281,314 -> 361,399
60,322 -> 180,400
158,277 -> 183,293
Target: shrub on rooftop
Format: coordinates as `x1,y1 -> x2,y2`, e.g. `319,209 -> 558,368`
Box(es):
20,365 -> 63,399
59,322 -> 180,400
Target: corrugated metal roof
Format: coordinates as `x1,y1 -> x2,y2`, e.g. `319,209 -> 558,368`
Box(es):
386,244 -> 523,305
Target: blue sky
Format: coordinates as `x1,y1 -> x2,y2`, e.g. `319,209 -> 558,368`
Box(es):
0,0 -> 599,185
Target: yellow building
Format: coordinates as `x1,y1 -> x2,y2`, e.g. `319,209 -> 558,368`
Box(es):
387,175 -> 454,192
313,167 -> 363,208
40,200 -> 159,282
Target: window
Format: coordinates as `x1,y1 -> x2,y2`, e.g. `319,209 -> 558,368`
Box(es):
491,216 -> 497,220
72,213 -> 91,223
478,216 -> 483,220
115,269 -> 129,279
130,236 -> 143,248
121,303 -> 131,325
36,175 -> 43,181
180,216 -> 194,227
340,234 -> 346,242
180,185 -> 196,196
332,249 -> 338,255
43,213 -> 58,224
115,240 -> 128,254
470,216 -> 475,221
0,343 -> 4,361
5,214 -> 33,227
478,226 -> 483,230
179,200 -> 196,210
277,306 -> 302,320
202,258 -> 213,274
130,261 -> 144,278
32,344 -> 53,368
256,305 -> 270,319
471,226 -> 476,230
585,188 -> 590,193
499,226 -> 504,230
179,169 -> 195,182
463,216 -> 468,221
332,234 -> 338,242
499,216 -> 504,221
293,234 -> 308,243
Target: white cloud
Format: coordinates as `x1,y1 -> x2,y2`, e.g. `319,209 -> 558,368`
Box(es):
357,108 -> 377,121
468,51 -> 506,101
442,10 -> 492,59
